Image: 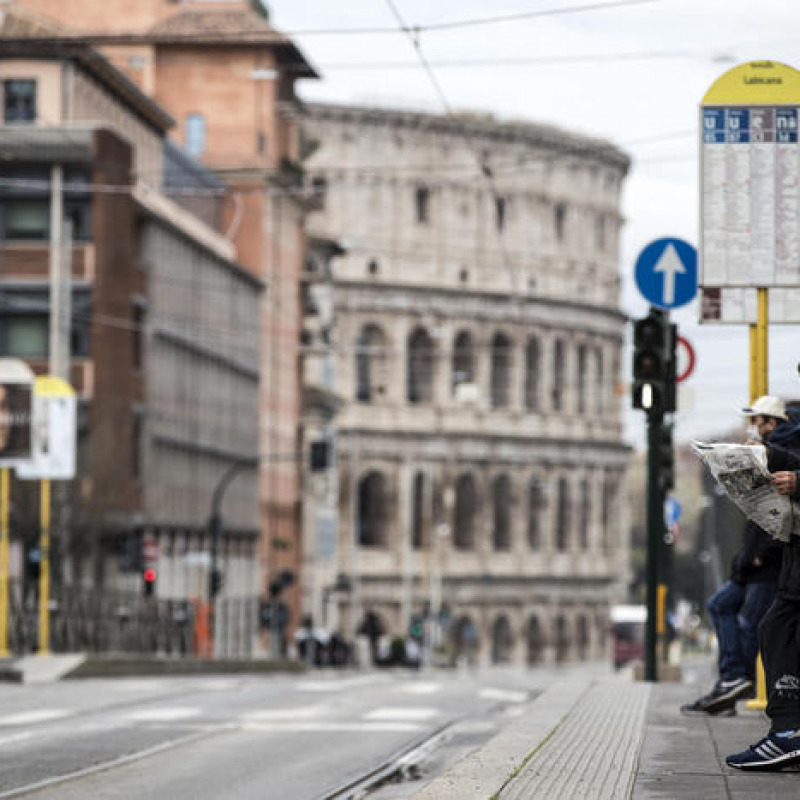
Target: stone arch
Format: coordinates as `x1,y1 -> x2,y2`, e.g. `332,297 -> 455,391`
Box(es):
524,336 -> 540,411
453,473 -> 478,550
489,332 -> 512,409
576,614 -> 590,661
527,478 -> 545,550
452,330 -> 475,395
552,338 -> 566,411
526,615 -> 545,665
358,471 -> 388,547
578,475 -> 591,549
411,471 -> 426,549
492,474 -> 512,551
452,615 -> 479,663
576,343 -> 588,415
554,614 -> 570,664
491,615 -> 513,664
555,475 -> 570,551
407,326 -> 436,404
355,324 -> 389,403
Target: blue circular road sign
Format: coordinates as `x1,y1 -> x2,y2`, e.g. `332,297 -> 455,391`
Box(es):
634,237 -> 697,310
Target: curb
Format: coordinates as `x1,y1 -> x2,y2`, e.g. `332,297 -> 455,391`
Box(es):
63,656 -> 306,679
411,678 -> 591,799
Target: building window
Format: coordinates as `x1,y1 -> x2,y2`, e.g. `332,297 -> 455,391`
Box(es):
3,80 -> 36,123
407,327 -> 435,404
0,316 -> 48,357
527,480 -> 545,549
595,214 -> 606,251
555,476 -> 570,550
492,474 -> 512,551
490,332 -> 512,409
579,477 -> 590,549
367,259 -> 379,276
452,330 -> 474,395
131,413 -> 143,481
552,339 -> 565,412
524,337 -> 540,411
453,473 -> 477,550
415,186 -> 430,224
132,303 -> 146,370
312,175 -> 327,209
577,344 -> 587,415
358,471 -> 387,547
554,203 -> 567,243
411,472 -> 425,549
495,196 -> 507,232
355,324 -> 388,403
595,347 -> 604,415
1,200 -> 49,240
185,113 -> 206,157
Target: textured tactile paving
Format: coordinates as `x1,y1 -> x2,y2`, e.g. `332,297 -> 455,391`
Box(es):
501,678 -> 652,799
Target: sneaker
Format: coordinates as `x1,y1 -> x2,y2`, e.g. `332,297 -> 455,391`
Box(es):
726,731 -> 800,771
680,678 -> 752,716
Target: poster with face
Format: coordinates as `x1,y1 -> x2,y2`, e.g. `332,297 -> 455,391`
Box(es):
0,382 -> 33,464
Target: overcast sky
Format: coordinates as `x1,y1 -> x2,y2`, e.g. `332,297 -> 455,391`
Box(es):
267,0 -> 799,448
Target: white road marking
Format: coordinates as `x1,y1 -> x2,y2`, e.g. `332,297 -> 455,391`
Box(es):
240,721 -> 422,733
398,682 -> 441,695
478,688 -> 528,703
295,675 -> 388,693
363,707 -> 439,721
241,705 -> 330,722
123,707 -> 202,722
0,710 -> 71,726
0,731 -> 34,746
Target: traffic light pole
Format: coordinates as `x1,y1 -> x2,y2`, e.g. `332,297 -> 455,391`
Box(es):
645,412 -> 662,682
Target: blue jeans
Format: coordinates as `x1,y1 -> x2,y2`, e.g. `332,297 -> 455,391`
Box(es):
707,580 -> 776,682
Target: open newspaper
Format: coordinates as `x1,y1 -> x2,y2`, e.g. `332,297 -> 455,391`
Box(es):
691,442 -> 796,542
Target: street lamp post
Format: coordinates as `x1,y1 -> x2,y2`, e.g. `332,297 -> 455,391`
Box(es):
207,460 -> 250,656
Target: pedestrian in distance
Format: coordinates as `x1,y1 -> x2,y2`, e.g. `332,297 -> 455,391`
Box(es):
682,396 -> 800,718
726,400 -> 800,771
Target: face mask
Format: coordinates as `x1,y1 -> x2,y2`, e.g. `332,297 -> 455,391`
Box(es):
746,424 -> 760,442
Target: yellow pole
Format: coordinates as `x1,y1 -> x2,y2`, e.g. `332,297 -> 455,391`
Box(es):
0,468 -> 9,658
747,288 -> 769,710
38,479 -> 51,656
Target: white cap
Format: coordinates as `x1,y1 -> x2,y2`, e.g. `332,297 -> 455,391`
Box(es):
741,395 -> 788,421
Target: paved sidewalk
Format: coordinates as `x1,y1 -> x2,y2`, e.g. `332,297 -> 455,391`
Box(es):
414,664 -> 800,799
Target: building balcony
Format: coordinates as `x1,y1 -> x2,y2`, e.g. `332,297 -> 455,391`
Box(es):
27,359 -> 95,399
0,242 -> 96,282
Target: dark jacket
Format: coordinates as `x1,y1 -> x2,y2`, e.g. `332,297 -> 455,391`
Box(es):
731,415 -> 800,585
764,413 -> 800,600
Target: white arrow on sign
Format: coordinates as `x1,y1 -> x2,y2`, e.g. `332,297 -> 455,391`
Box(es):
653,244 -> 687,306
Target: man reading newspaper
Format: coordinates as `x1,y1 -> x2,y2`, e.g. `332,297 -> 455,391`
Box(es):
718,403 -> 800,771
685,397 -> 799,719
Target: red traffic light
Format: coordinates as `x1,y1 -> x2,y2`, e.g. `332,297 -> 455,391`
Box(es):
143,567 -> 156,583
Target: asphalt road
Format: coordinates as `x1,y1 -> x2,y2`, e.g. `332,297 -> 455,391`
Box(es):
0,663 -> 608,800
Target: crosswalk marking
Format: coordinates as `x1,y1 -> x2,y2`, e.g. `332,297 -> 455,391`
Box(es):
0,710 -> 70,726
0,731 -> 34,746
241,705 -> 329,722
124,707 -> 202,722
479,688 -> 528,703
363,707 -> 439,721
398,682 -> 441,695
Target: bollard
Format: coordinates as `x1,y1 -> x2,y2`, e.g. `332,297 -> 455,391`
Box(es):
746,654 -> 767,710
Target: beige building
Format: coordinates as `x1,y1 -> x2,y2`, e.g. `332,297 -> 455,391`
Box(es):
303,103 -> 632,666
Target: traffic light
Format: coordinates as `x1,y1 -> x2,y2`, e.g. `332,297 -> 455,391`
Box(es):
209,568 -> 223,598
660,422 -> 674,493
632,309 -> 668,417
142,566 -> 156,597
310,440 -> 330,472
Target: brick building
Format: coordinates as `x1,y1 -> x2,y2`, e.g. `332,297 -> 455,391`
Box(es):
0,32 -> 262,654
7,0 -> 319,643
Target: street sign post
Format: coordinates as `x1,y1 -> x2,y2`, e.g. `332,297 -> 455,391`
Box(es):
634,238 -> 698,310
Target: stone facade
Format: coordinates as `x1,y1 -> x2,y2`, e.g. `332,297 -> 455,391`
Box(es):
303,103 -> 631,666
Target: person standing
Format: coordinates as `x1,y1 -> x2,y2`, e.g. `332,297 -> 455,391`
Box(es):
727,410 -> 800,770
682,397 -> 800,717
